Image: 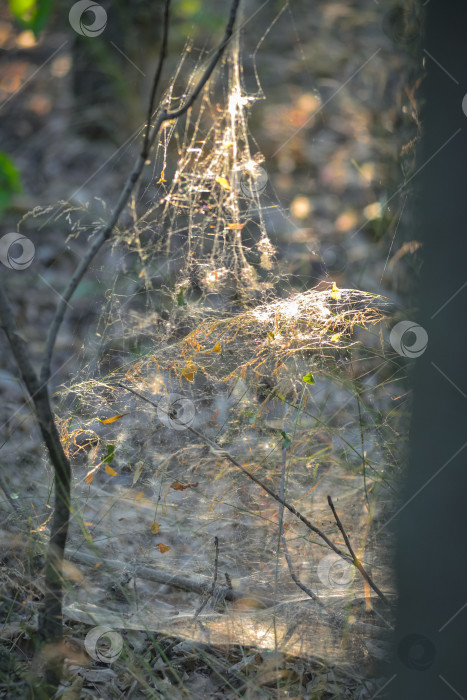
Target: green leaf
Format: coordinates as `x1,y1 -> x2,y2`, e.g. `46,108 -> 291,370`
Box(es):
8,0 -> 54,36
281,431 -> 291,450
302,372 -> 315,385
102,444 -> 115,464
176,287 -> 187,306
0,151 -> 21,218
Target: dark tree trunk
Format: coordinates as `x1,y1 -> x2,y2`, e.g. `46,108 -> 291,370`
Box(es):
388,2 -> 467,698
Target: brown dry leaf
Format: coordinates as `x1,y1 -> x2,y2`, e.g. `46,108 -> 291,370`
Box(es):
85,472 -> 93,485
171,481 -> 199,491
156,543 -> 170,553
227,222 -> 244,230
105,465 -> 118,476
150,522 -> 160,534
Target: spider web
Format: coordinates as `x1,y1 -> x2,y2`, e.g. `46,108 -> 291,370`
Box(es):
120,27 -> 277,305
33,14 -> 401,668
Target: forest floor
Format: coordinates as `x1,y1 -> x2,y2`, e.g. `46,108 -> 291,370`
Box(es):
0,1 -> 421,697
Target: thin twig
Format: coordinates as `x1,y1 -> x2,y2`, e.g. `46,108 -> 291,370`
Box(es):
142,0 -> 171,157
194,536 -> 220,617
327,495 -> 389,606
279,429 -> 321,604
40,0 -> 241,385
117,382 -> 389,607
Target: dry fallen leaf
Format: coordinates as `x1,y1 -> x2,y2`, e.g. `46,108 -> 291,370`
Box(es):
330,282 -> 341,301
171,481 -> 199,491
132,461 -> 145,486
99,413 -> 129,424
216,175 -> 230,190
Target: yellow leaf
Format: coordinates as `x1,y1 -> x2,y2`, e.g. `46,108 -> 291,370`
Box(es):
157,170 -> 166,184
227,223 -> 244,230
330,282 -> 341,301
199,341 -> 221,356
181,369 -> 195,382
105,465 -> 118,476
216,176 -> 230,190
99,413 -> 129,424
330,333 -> 341,342
135,491 -> 144,500
85,472 -> 93,484
156,543 -> 170,553
150,522 -> 160,534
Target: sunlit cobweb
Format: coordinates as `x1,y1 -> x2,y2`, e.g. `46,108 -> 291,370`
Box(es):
48,25 -> 399,665
117,28 -> 277,306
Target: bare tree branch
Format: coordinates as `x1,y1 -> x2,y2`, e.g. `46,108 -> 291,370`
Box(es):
67,549 -> 274,608
142,0 -> 171,157
0,282 -> 71,686
40,0 -> 241,385
327,495 -> 390,606
164,0 -> 240,120
278,431 -> 321,604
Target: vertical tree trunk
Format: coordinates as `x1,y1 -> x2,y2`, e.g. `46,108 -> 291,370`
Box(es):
389,2 -> 467,698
